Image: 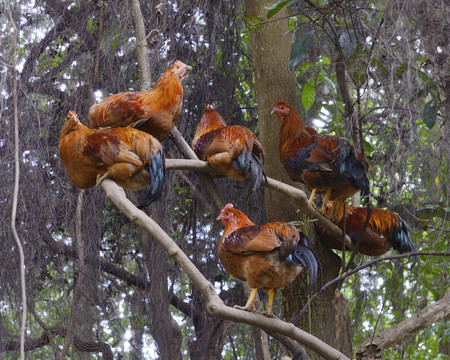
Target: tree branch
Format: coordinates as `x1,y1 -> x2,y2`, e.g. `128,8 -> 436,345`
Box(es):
356,289 -> 450,359
165,158 -> 354,249
100,179 -> 350,360
168,129 -> 225,213
1,326 -> 113,360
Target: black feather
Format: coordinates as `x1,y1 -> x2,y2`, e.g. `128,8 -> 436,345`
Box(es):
138,144 -> 165,209
289,243 -> 321,288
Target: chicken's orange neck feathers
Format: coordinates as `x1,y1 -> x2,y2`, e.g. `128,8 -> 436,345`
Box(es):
192,106 -> 227,145
59,114 -> 89,141
139,69 -> 183,109
279,105 -> 308,158
222,208 -> 255,238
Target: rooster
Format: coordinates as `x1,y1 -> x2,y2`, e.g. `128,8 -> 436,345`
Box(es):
59,111 -> 165,208
317,204 -> 415,257
87,60 -> 192,141
217,204 -> 320,317
192,105 -> 265,191
271,101 -> 370,219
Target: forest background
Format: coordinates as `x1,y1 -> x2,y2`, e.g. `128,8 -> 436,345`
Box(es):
0,0 -> 448,359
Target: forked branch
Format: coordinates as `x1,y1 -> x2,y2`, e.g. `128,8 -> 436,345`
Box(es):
100,179 -> 350,360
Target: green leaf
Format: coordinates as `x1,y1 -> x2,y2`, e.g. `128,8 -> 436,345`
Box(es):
289,38 -> 309,69
302,83 -> 316,112
422,95 -> 437,129
243,14 -> 264,31
265,0 -> 293,19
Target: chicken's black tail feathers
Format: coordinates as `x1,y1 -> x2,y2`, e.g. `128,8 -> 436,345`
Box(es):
233,144 -> 265,192
138,144 -> 165,209
390,218 -> 417,269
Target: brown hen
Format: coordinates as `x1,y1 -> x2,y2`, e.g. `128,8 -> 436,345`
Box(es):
87,60 -> 192,141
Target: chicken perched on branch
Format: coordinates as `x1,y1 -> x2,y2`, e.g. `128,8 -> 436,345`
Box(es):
87,60 -> 192,141
192,105 -> 265,191
271,101 -> 370,219
217,204 -> 320,317
316,204 -> 415,257
59,111 -> 165,208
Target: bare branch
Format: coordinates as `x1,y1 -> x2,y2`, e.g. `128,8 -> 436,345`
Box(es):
1,326 -> 113,360
356,290 -> 450,359
100,179 -> 350,360
165,158 -> 354,249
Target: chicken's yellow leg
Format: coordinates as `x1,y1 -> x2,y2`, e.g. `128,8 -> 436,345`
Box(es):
308,188 -> 317,204
234,288 -> 258,312
320,189 -> 332,213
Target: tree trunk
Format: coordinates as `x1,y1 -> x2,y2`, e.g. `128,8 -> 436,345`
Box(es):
243,1 -> 352,358
243,0 -> 300,223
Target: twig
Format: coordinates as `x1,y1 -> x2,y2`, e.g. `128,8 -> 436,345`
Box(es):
6,3 -> 27,359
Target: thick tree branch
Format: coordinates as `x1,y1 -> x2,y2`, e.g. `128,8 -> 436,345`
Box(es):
356,290 -> 450,359
100,179 -> 350,360
168,129 -> 225,212
165,159 -> 354,249
128,0 -> 152,89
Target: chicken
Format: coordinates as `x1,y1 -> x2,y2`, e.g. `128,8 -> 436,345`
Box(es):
217,204 -> 320,317
87,60 -> 192,141
316,204 -> 415,257
192,105 -> 265,191
271,101 -> 370,219
59,111 -> 165,208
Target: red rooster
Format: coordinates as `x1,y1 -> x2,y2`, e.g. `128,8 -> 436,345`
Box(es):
192,105 -> 265,191
87,60 -> 192,141
271,101 -> 370,219
217,204 -> 320,317
317,204 -> 415,257
59,111 -> 165,208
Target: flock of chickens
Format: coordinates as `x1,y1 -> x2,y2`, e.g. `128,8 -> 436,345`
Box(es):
58,60 -> 416,317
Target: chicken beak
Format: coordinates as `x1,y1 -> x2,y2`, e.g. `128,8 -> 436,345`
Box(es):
185,65 -> 193,71
270,109 -> 277,114
216,215 -> 222,221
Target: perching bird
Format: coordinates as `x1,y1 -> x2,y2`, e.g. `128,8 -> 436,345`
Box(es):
317,204 -> 415,257
217,204 -> 321,317
87,60 -> 192,141
59,111 -> 165,208
192,105 -> 265,191
271,100 -> 370,219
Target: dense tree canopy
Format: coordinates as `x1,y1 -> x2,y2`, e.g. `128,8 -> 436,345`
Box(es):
0,0 -> 448,359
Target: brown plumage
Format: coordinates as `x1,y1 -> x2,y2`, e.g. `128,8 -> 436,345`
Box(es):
192,105 -> 265,191
59,111 -> 165,208
317,204 -> 415,257
271,100 -> 370,218
87,60 -> 192,141
217,204 -> 320,317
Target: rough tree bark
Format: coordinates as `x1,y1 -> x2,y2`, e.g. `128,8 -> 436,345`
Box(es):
356,289 -> 450,359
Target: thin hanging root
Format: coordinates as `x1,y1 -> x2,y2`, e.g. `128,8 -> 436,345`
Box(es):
320,189 -> 332,213
308,188 -> 317,204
